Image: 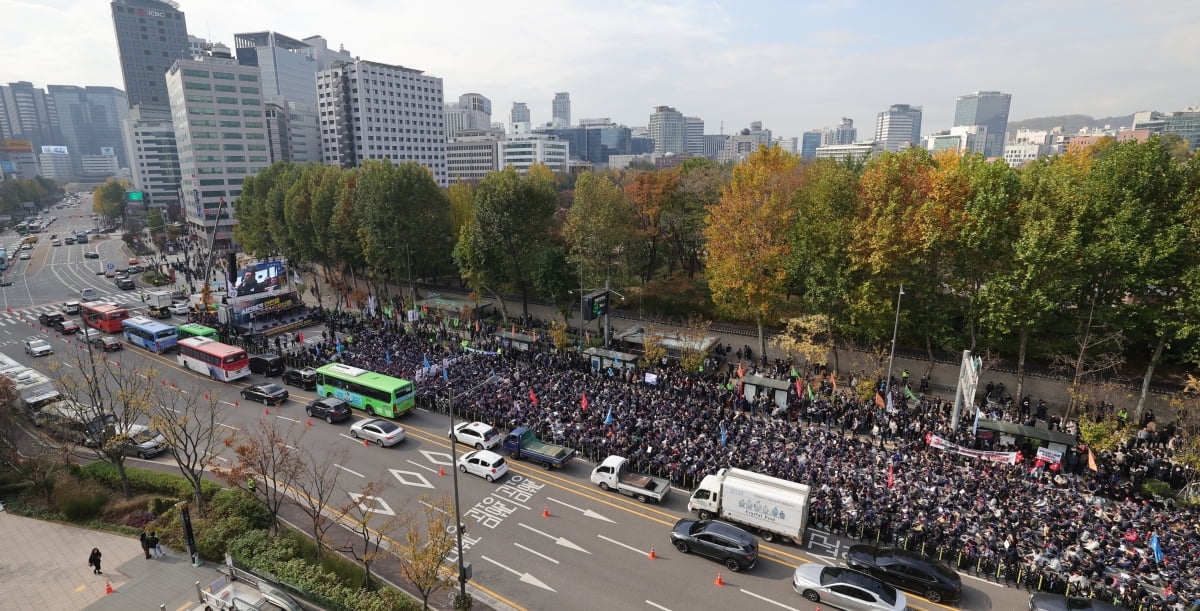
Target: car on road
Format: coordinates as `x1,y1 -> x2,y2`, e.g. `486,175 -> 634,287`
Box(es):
51,239 -> 60,246
95,336 -> 122,351
240,383 -> 289,406
64,237 -> 75,245
38,311 -> 66,327
126,265 -> 144,274
58,320 -> 80,334
248,353 -> 285,376
62,301 -> 80,314
305,397 -> 351,424
82,250 -> 98,258
449,421 -> 500,450
670,518 -> 759,572
1027,594 -> 1128,611
24,338 -> 53,357
81,328 -> 102,343
19,252 -> 30,260
105,269 -> 118,278
792,565 -> 907,611
115,423 -> 169,459
350,418 -> 405,447
846,545 -> 961,603
127,257 -> 140,265
115,276 -> 135,290
282,368 -> 317,391
20,243 -> 30,250
457,449 -> 509,482
168,302 -> 191,316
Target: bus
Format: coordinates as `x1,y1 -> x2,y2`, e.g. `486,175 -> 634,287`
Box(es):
0,249 -> 7,271
121,316 -> 178,353
14,222 -> 28,235
177,323 -> 219,341
0,352 -> 61,414
176,337 -> 250,382
315,363 -> 416,418
81,301 -> 130,333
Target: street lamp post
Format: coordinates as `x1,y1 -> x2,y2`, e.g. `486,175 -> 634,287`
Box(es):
446,374 -> 501,604
883,284 -> 905,403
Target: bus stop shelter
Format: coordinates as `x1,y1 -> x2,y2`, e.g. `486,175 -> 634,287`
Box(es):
742,374 -> 792,408
494,330 -> 537,351
583,347 -> 639,372
611,325 -> 720,359
416,294 -> 492,326
974,419 -> 1078,456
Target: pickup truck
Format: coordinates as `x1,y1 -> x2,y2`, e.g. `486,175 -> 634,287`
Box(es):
591,455 -> 672,503
501,426 -> 575,469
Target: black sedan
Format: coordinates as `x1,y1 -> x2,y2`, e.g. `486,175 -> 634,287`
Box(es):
83,251 -> 100,259
846,544 -> 962,603
240,383 -> 289,406
670,518 -> 758,572
305,397 -> 351,424
282,368 -> 317,391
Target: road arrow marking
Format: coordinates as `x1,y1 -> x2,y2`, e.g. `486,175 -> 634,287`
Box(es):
546,496 -> 614,523
514,542 -> 559,564
518,522 -> 590,554
348,492 -> 394,516
739,589 -> 801,611
480,555 -> 555,592
598,534 -> 646,556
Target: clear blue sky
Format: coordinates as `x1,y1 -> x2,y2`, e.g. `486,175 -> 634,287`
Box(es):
3,0 -> 1197,139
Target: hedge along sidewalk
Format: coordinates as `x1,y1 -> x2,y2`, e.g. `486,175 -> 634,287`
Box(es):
80,461 -> 222,504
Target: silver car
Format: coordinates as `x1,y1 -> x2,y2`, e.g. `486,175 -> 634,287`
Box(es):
792,564 -> 908,611
117,424 -> 169,459
350,418 -> 406,447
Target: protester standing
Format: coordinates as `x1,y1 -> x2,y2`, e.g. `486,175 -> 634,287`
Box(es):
88,548 -> 103,574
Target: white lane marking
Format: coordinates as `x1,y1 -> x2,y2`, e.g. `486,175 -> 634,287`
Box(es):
277,416 -> 300,424
405,459 -> 438,474
518,522 -> 590,553
598,534 -> 645,556
418,499 -> 452,516
479,555 -> 555,592
514,542 -> 559,564
646,601 -> 672,611
547,496 -> 615,523
217,423 -> 238,430
334,464 -> 364,478
739,589 -> 802,611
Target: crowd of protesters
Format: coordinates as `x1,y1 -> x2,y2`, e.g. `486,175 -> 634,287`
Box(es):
275,307 -> 1198,610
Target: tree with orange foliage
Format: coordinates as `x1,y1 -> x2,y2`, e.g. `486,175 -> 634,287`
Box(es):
625,169 -> 680,282
703,145 -> 801,358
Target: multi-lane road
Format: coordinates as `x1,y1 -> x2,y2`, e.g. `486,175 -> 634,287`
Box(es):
5,198 -> 1035,611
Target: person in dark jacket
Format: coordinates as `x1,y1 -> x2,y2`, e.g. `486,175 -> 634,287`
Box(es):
139,530 -> 151,559
88,548 -> 102,574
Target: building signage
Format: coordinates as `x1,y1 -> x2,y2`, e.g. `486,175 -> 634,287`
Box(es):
41,146 -> 69,155
1,140 -> 33,153
100,147 -> 115,156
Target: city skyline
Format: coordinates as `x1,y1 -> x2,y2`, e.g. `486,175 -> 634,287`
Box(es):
2,0 -> 1198,141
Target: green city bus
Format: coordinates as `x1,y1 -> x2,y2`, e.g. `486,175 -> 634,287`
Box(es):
177,323 -> 219,341
315,363 -> 416,418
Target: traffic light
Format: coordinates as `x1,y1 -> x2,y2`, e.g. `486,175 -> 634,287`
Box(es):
584,290 -> 609,321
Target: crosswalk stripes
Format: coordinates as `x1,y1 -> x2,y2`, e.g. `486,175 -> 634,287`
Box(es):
0,292 -> 149,327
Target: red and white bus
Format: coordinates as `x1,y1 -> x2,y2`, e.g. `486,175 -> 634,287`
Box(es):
80,301 -> 131,333
176,337 -> 250,382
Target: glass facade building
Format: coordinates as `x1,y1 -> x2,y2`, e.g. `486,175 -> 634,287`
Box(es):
110,0 -> 190,109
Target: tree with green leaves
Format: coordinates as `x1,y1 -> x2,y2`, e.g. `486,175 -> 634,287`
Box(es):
91,177 -> 129,219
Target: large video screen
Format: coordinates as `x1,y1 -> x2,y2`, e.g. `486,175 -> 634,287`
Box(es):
230,261 -> 283,299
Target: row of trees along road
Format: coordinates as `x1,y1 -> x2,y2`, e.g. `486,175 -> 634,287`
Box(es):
232,136 -> 1200,417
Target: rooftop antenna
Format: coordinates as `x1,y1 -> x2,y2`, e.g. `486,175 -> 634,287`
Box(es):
720,121 -> 724,136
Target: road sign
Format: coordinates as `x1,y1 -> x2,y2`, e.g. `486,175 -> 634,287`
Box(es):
106,264 -> 114,269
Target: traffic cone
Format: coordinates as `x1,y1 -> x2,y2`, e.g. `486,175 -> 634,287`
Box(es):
648,546 -> 656,560
105,581 -> 113,594
714,572 -> 724,587
306,419 -> 312,427
542,505 -> 550,518
362,438 -> 369,447
264,407 -> 270,415
438,466 -> 446,476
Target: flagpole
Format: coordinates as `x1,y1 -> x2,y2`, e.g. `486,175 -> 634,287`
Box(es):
884,284 -> 905,406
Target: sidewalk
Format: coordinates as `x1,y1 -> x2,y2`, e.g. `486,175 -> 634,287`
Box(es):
0,509 -> 222,611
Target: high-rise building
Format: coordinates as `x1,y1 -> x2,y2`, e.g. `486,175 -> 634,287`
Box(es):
552,92 -> 570,127
718,121 -> 773,164
823,118 -> 856,146
510,102 -> 531,129
121,104 -> 179,209
925,125 -> 988,156
533,119 -> 632,164
110,0 -> 190,110
1133,107 -> 1200,151
0,82 -> 63,158
188,35 -> 209,59
47,85 -> 130,175
953,91 -> 1011,158
648,106 -> 686,155
445,93 -> 492,136
38,148 -> 73,182
685,116 -> 704,156
702,134 -> 727,161
167,46 -> 269,247
316,58 -> 447,184
447,128 -> 503,183
80,150 -> 120,179
233,31 -> 321,106
874,104 -> 923,153
800,131 -> 822,159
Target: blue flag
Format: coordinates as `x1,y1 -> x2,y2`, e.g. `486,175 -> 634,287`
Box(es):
1150,533 -> 1163,562
336,342 -> 343,355
442,366 -> 449,382
423,354 -> 430,370
720,423 -> 727,447
385,350 -> 391,365
603,406 -> 613,424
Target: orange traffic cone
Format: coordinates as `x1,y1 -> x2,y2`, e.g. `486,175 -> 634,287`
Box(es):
714,572 -> 724,587
264,407 -> 270,415
362,438 -> 369,447
306,419 -> 312,427
648,546 -> 656,560
105,581 -> 113,594
542,505 -> 550,518
438,466 -> 446,476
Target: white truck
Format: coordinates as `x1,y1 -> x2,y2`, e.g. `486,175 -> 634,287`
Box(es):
687,467 -> 812,544
145,290 -> 174,319
590,455 -> 673,503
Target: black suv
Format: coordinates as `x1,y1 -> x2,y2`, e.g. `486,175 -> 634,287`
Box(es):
282,368 -> 317,390
846,545 -> 962,603
670,518 -> 758,572
38,311 -> 66,327
306,397 -> 351,424
248,353 -> 285,376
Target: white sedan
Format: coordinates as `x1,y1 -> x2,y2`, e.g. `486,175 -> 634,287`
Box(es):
168,302 -> 191,315
350,418 -> 405,447
457,450 -> 509,482
449,421 -> 500,450
793,564 -> 908,611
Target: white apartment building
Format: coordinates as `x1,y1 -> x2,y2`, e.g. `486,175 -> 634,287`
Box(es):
38,148 -> 72,182
814,141 -> 879,162
316,59 -> 447,184
447,128 -> 502,183
718,121 -> 773,164
925,125 -> 988,155
648,106 -> 685,155
81,152 -> 119,178
500,134 -> 568,174
166,47 -> 269,247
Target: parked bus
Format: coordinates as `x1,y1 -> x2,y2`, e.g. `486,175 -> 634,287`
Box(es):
0,249 -> 7,270
314,363 -> 416,418
14,222 -> 28,235
80,301 -> 130,333
121,316 -> 178,353
176,323 -> 219,341
176,336 -> 250,382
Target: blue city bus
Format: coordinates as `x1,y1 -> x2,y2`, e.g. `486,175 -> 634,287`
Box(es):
121,316 -> 179,353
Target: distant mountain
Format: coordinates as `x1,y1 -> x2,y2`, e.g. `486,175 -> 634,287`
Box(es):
1007,113 -> 1136,137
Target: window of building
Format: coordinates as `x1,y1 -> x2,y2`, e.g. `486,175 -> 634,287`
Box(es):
214,84 -> 236,92
238,74 -> 258,82
218,109 -> 240,116
182,69 -> 209,78
184,82 -> 212,91
240,87 -> 259,94
216,96 -> 238,104
222,132 -> 243,139
212,71 -> 235,80
219,121 -> 241,128
223,143 -> 244,150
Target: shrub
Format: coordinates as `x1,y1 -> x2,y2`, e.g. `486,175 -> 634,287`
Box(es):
80,461 -> 220,501
1141,478 -> 1173,498
56,482 -> 108,521
149,497 -> 174,515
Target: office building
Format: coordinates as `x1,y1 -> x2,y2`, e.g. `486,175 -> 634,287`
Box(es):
718,121 -> 772,164
188,35 -> 209,59
0,82 -> 63,157
447,128 -> 503,183
874,104 -> 923,153
685,116 -> 704,156
925,125 -> 988,155
47,85 -> 130,175
500,134 -> 569,174
953,91 -> 1011,158
81,151 -> 120,179
166,46 -> 269,247
0,140 -> 39,179
649,106 -> 686,155
823,118 -> 856,146
445,93 -> 492,136
1133,108 -> 1200,151
533,119 -> 632,165
121,105 -> 179,209
110,0 -> 190,110
815,141 -> 879,162
315,58 -> 447,184
234,31 -> 320,106
552,92 -> 570,127
38,147 -> 73,181
511,102 -> 530,129
702,134 -> 727,161
800,131 -> 822,159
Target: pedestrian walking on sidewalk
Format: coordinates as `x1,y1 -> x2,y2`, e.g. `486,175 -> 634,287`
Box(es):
139,529 -> 152,559
148,531 -> 164,558
88,548 -> 103,574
